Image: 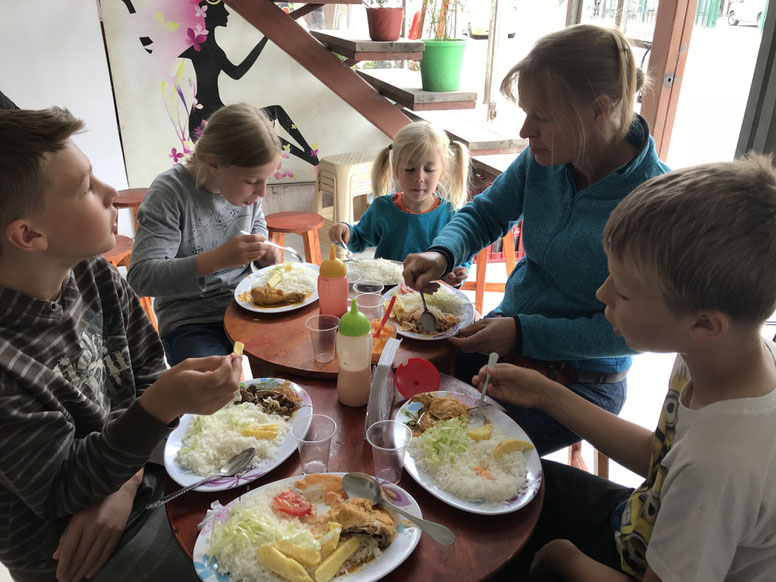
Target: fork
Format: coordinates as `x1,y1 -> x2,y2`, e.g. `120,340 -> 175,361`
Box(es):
239,230 -> 303,262
335,241 -> 354,260
469,352 -> 499,428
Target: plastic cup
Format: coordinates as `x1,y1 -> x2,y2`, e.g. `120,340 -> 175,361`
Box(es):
305,314 -> 339,363
355,293 -> 384,320
353,280 -> 384,295
290,414 -> 337,475
366,420 -> 412,484
347,271 -> 362,292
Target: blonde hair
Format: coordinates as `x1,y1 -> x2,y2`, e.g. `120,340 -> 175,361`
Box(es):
500,25 -> 644,151
0,107 -> 84,242
371,122 -> 470,209
604,154 -> 776,327
189,103 -> 281,186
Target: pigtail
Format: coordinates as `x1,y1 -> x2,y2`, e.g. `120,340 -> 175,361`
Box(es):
611,29 -> 638,137
370,146 -> 393,198
445,141 -> 471,209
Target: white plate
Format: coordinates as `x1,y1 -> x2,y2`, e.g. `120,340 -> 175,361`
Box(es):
382,285 -> 475,341
396,391 -> 542,515
193,473 -> 422,581
164,378 -> 313,492
234,263 -> 320,314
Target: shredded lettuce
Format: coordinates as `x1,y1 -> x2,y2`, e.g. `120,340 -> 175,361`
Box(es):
414,417 -> 470,466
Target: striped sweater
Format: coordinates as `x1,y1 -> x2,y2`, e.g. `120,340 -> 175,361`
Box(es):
0,257 -> 172,572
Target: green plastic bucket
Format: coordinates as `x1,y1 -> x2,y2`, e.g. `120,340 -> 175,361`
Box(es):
420,39 -> 467,92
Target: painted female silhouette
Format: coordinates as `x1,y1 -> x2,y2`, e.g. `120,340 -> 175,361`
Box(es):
122,0 -> 319,169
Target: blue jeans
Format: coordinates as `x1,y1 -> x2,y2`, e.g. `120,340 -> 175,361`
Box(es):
455,350 -> 627,456
162,321 -> 232,367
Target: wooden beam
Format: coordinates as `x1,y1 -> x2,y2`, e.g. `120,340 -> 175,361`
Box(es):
224,0 -> 411,138
639,0 -> 697,160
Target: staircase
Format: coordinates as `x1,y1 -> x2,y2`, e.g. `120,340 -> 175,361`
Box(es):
223,0 -> 520,166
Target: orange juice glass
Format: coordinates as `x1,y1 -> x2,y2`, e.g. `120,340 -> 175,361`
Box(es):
370,319 -> 397,363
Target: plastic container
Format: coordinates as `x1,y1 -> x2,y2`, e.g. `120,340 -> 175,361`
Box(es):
394,358 -> 441,399
336,298 -> 373,407
318,244 -> 348,318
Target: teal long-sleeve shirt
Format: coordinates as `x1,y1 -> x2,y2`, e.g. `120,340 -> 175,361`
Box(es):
431,116 -> 670,372
346,195 -> 472,270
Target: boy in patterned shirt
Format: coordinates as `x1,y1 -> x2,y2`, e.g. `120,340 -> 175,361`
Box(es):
476,156 -> 776,581
0,107 -> 242,581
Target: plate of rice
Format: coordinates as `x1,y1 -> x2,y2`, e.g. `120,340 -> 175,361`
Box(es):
396,391 -> 542,515
164,378 -> 313,492
193,473 -> 421,582
344,258 -> 404,287
382,284 -> 475,341
235,263 -> 320,313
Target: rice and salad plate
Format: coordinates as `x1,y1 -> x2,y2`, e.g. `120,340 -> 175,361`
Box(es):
164,378 -> 313,493
235,263 -> 320,313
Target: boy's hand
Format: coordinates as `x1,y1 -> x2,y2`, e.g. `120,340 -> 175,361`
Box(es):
140,355 -> 242,424
403,252 -> 448,294
442,267 -> 468,287
328,223 -> 350,246
449,316 -> 516,355
53,472 -> 142,582
473,363 -> 556,410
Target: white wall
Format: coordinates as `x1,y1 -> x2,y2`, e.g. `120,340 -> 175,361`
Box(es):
0,0 -> 131,232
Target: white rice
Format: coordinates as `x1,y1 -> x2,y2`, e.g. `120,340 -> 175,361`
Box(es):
253,263 -> 317,295
210,482 -> 383,582
176,402 -> 289,475
408,420 -> 527,503
346,259 -> 403,285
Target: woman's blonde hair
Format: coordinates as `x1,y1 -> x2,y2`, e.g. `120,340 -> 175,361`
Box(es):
501,24 -> 644,147
371,122 -> 470,209
189,103 -> 281,186
604,154 -> 776,327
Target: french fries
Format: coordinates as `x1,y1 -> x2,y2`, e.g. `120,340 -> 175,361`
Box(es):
241,425 -> 280,440
233,341 -> 244,356
314,537 -> 360,582
274,540 -> 321,569
257,544 -> 313,582
317,522 -> 342,559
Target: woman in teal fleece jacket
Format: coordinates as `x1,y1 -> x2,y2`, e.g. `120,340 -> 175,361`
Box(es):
404,25 -> 670,455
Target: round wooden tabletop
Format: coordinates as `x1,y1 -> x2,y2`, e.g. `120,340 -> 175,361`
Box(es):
165,373 -> 543,581
224,300 -> 458,379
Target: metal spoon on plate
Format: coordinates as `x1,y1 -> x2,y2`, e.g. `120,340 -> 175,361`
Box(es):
418,292 -> 437,333
342,472 -> 455,545
469,352 -> 499,428
145,447 -> 255,509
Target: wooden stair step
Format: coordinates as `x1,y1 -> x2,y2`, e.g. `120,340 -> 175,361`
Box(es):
405,109 -> 527,156
310,30 -> 424,63
357,68 -> 476,111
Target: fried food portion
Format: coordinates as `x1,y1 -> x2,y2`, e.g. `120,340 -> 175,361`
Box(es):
239,380 -> 302,417
409,394 -> 470,432
251,286 -> 309,307
320,498 -> 396,549
395,304 -> 459,334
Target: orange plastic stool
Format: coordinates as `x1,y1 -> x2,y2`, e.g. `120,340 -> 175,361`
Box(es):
102,235 -> 158,331
265,211 -> 325,265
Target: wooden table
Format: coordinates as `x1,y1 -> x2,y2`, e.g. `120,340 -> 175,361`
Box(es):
166,374 -> 543,581
224,301 -> 458,379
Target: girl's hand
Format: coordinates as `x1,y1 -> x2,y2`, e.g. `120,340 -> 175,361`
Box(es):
472,363 -> 555,410
403,252 -> 448,293
329,223 -> 350,245
254,240 -> 282,267
442,267 -> 468,287
202,234 -> 266,273
449,317 -> 516,355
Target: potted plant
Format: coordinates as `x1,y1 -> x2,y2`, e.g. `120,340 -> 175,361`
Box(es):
364,0 -> 404,42
419,0 -> 467,91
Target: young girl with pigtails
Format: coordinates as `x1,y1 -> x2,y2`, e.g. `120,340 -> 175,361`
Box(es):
329,121 -> 472,286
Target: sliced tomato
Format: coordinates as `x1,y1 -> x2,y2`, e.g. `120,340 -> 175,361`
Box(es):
272,490 -> 313,517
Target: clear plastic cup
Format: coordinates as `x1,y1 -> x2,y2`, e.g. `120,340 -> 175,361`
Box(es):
353,280 -> 384,295
290,414 -> 337,474
355,293 -> 384,320
304,314 -> 339,363
366,420 -> 412,484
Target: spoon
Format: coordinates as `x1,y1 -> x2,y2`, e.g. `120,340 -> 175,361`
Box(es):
335,241 -> 354,260
418,292 -> 437,333
240,230 -> 303,263
469,352 -> 499,428
342,472 -> 455,546
145,448 -> 256,509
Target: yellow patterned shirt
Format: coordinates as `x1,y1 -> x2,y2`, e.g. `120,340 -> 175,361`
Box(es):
615,359 -> 689,578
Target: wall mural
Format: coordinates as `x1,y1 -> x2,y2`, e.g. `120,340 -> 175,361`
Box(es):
102,0 -> 387,187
